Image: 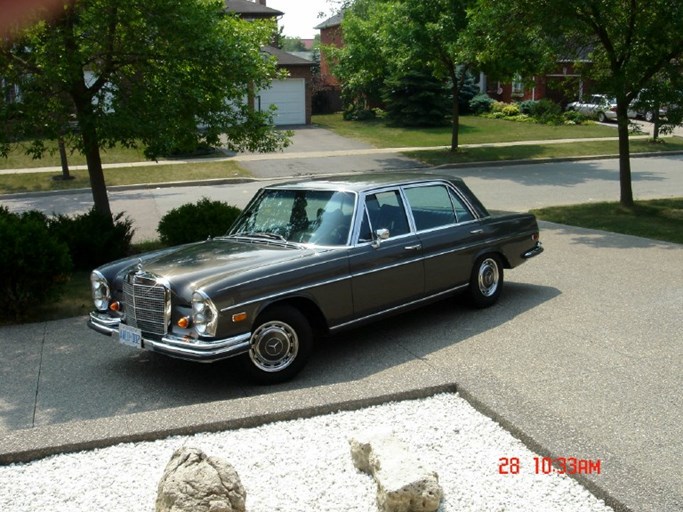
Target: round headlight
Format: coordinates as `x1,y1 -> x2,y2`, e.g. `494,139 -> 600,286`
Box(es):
90,271 -> 111,311
192,291 -> 218,336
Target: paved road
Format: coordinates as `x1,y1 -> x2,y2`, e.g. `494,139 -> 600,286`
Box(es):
1,128 -> 682,511
2,152 -> 682,242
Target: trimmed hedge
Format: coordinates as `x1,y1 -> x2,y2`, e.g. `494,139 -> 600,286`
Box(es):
0,208 -> 72,319
157,197 -> 242,246
49,209 -> 134,270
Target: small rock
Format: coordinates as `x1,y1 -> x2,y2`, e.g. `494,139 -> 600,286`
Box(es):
156,446 -> 246,512
350,432 -> 443,512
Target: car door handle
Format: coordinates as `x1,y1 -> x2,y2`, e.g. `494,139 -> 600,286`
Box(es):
469,229 -> 484,234
404,244 -> 422,251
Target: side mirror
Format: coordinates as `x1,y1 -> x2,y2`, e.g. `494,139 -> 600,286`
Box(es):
371,228 -> 390,248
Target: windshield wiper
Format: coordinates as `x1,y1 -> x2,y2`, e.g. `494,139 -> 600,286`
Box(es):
226,232 -> 302,248
245,232 -> 287,242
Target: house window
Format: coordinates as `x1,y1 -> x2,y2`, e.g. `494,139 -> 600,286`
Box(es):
511,74 -> 524,97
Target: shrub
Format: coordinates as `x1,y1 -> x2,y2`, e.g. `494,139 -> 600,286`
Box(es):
529,99 -> 563,124
49,209 -> 134,271
343,104 -> 377,121
0,208 -> 72,320
562,110 -> 587,124
157,197 -> 242,246
502,103 -> 521,116
491,100 -> 508,113
518,100 -> 539,115
469,94 -> 494,115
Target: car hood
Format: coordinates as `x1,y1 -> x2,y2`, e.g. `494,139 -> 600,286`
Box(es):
112,238 -> 322,301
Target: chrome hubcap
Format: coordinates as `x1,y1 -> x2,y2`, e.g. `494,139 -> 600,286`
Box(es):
478,258 -> 500,297
250,320 -> 299,373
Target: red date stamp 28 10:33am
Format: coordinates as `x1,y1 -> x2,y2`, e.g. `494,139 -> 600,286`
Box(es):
498,457 -> 602,475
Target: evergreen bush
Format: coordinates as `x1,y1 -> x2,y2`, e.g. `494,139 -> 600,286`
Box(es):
382,69 -> 450,127
469,94 -> 494,114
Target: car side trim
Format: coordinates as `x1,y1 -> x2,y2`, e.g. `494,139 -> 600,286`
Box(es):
329,283 -> 469,332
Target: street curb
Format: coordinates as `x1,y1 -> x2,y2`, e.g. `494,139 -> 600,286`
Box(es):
2,150 -> 683,203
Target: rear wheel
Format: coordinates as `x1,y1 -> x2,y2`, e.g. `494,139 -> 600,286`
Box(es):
245,305 -> 313,384
597,111 -> 607,123
468,254 -> 504,308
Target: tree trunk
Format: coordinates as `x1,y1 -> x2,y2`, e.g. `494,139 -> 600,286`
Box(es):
450,73 -> 460,151
652,102 -> 661,140
57,137 -> 71,179
76,105 -> 113,221
616,97 -> 634,208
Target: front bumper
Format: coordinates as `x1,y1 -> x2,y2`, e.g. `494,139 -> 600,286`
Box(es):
88,312 -> 251,362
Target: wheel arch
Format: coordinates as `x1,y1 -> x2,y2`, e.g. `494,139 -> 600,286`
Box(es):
473,248 -> 511,269
255,296 -> 329,337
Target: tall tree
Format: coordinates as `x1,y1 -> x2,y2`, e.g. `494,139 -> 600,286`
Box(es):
0,0 -> 288,221
331,0 -> 478,150
389,0 -> 476,150
470,0 -> 683,208
327,0 -> 394,113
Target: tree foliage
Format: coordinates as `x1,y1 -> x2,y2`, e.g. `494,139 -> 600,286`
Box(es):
0,0 -> 289,221
469,0 -> 683,207
330,0 -> 479,150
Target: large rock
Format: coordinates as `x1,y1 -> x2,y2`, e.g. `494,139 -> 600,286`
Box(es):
156,446 -> 246,512
350,431 -> 443,512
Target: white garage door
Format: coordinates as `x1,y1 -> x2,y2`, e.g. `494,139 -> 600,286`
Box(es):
257,78 -> 306,126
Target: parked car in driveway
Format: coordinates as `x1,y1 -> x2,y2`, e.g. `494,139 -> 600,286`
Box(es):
567,94 -> 616,122
88,173 -> 544,383
566,94 -> 637,122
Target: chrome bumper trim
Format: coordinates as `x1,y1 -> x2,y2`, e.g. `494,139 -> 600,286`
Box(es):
522,242 -> 544,259
88,312 -> 251,362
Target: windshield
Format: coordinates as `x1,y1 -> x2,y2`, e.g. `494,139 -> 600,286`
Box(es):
229,188 -> 356,246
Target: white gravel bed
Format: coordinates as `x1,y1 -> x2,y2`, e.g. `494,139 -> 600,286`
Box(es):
0,393 -> 612,512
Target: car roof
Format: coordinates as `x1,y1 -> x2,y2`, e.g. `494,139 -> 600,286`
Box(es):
266,172 -> 466,193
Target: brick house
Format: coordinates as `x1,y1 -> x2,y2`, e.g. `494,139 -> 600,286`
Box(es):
314,12 -> 344,113
225,0 -> 314,124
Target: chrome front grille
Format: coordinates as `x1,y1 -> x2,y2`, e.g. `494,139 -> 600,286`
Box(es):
123,272 -> 169,335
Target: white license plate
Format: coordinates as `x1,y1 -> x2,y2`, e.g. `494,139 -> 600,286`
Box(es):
116,323 -> 142,349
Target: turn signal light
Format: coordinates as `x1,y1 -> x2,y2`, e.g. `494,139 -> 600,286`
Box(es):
232,312 -> 248,323
177,316 -> 191,329
109,301 -> 120,312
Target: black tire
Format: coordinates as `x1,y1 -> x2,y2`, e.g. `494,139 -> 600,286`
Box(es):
468,254 -> 504,308
597,111 -> 607,123
245,305 -> 313,384
645,111 -> 654,122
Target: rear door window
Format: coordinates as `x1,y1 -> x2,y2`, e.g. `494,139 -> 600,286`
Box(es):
404,185 -> 456,231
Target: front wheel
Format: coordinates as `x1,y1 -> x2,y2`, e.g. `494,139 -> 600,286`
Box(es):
245,305 -> 313,384
468,255 -> 504,308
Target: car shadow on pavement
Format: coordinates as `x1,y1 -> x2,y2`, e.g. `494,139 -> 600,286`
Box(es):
0,281 -> 558,434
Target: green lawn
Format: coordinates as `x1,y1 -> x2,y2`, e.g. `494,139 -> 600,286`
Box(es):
312,113 -> 625,147
531,198 -> 683,244
406,138 -> 683,166
0,140 -> 149,169
0,160 -> 248,194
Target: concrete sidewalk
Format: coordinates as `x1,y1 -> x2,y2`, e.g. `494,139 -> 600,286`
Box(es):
0,134 -> 652,176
